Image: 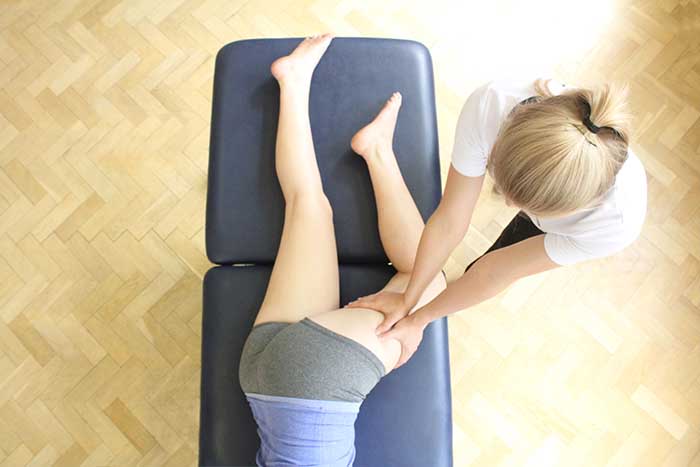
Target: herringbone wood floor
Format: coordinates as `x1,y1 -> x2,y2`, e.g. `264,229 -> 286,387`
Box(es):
1,0 -> 699,465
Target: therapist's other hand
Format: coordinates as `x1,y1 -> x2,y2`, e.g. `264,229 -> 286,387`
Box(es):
381,314 -> 426,369
346,291 -> 410,334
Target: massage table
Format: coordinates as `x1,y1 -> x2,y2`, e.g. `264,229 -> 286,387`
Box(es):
200,37 -> 453,467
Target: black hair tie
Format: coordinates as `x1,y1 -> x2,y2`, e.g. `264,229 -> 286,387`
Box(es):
581,101 -> 601,134
583,115 -> 601,134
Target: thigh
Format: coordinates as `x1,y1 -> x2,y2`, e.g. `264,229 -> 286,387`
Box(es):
465,211 -> 543,272
308,271 -> 447,373
255,195 -> 340,326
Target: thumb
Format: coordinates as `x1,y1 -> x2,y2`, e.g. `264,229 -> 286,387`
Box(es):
346,295 -> 372,308
375,315 -> 397,335
379,326 -> 398,340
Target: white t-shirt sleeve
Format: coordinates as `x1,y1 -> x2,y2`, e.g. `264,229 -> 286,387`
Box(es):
543,152 -> 647,266
543,229 -> 639,266
450,83 -> 492,177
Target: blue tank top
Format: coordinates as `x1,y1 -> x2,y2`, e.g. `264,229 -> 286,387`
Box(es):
245,393 -> 361,467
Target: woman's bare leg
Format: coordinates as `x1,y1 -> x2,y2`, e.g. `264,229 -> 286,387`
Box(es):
349,93 -> 425,273
254,34 -> 340,326
309,93 -> 446,373
349,92 -> 446,292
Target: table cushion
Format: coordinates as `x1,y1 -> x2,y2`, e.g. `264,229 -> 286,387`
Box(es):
199,265 -> 452,467
206,37 -> 441,265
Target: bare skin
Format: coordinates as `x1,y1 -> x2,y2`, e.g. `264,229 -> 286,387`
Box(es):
349,93 -> 426,275
351,92 -> 402,159
253,34 -> 445,374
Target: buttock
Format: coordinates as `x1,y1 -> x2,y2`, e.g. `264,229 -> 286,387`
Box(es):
239,318 -> 385,403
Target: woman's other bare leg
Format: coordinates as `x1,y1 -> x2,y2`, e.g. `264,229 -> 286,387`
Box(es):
308,94 -> 446,373
350,93 -> 425,272
350,93 -> 446,289
254,34 -> 340,326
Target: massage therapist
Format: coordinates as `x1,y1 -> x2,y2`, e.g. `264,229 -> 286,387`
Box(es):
348,78 -> 647,367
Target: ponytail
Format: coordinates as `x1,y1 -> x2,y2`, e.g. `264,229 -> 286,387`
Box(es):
488,80 -> 633,216
572,84 -> 632,172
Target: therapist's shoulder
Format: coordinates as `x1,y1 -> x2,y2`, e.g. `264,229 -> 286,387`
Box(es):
463,79 -> 533,102
460,79 -> 542,117
579,150 -> 647,258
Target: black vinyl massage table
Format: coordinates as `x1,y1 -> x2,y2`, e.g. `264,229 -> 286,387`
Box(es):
200,38 -> 453,467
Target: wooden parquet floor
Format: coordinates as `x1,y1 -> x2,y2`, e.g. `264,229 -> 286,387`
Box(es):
0,0 -> 699,465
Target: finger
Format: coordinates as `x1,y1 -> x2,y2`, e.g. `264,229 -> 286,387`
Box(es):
346,298 -> 369,308
360,293 -> 376,301
351,295 -> 377,307
347,295 -> 366,303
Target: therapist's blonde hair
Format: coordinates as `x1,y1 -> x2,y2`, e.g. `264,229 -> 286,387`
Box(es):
488,79 -> 632,217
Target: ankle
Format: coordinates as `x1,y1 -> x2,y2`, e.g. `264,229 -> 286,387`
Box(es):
277,75 -> 311,92
364,144 -> 396,165
278,83 -> 310,103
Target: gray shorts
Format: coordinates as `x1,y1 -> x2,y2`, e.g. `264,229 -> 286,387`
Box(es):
239,318 -> 386,403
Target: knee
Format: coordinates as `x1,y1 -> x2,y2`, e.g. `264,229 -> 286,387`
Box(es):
287,191 -> 333,220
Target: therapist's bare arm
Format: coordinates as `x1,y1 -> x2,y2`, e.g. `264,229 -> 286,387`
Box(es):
347,166 -> 484,330
382,234 -> 560,368
403,166 -> 484,308
411,234 -> 559,326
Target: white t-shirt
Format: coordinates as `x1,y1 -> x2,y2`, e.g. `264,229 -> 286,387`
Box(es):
451,79 -> 647,266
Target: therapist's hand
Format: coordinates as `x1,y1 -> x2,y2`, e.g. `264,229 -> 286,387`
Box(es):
381,314 -> 426,369
346,291 -> 411,334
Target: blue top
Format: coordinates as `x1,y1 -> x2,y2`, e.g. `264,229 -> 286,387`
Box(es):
245,393 -> 361,467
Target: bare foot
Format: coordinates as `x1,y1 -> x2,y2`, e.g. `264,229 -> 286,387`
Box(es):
271,33 -> 334,86
351,92 -> 402,160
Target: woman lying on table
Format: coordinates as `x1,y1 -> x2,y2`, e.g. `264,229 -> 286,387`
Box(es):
239,34 -> 445,466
